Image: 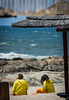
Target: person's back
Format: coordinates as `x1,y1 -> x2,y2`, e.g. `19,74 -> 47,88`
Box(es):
43,79 -> 55,93
12,73 -> 28,95
36,74 -> 55,94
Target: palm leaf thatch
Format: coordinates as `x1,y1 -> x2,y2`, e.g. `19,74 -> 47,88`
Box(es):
12,15 -> 69,28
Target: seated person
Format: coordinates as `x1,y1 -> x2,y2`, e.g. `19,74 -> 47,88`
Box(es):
12,73 -> 28,95
30,74 -> 55,95
36,74 -> 55,93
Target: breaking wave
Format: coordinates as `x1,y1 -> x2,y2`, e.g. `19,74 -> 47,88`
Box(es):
0,52 -> 48,60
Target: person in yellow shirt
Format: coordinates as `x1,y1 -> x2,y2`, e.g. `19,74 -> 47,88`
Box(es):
12,73 -> 28,95
36,74 -> 55,93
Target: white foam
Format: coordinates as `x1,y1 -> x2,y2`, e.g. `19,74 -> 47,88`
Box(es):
36,56 -> 48,59
0,42 -> 7,45
0,52 -> 34,59
0,52 -> 48,60
52,35 -> 57,37
34,31 -> 37,32
30,44 -> 37,46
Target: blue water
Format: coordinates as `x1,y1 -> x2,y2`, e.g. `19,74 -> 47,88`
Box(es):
0,26 -> 68,59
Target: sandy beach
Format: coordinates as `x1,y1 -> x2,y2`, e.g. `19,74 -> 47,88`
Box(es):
0,57 -> 65,100
10,84 -> 65,100
6,70 -> 65,100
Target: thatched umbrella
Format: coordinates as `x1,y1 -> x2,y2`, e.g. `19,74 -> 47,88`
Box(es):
56,24 -> 69,31
0,7 -> 17,18
12,15 -> 69,28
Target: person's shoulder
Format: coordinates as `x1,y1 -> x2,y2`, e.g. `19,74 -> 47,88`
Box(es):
49,79 -> 53,83
19,79 -> 27,83
23,80 -> 27,83
15,79 -> 20,82
14,79 -> 19,84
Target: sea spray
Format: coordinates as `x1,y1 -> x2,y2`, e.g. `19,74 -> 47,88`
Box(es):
0,52 -> 48,60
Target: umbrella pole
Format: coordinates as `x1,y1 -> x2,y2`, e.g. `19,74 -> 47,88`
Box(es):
19,0 -> 21,13
63,32 -> 68,94
8,0 -> 10,9
53,0 -> 55,5
12,0 -> 14,10
15,0 -> 18,12
25,0 -> 28,14
4,0 -> 6,8
45,0 -> 47,9
56,26 -> 69,99
23,0 -> 25,14
1,0 -> 3,7
49,0 -> 51,7
34,0 -> 36,13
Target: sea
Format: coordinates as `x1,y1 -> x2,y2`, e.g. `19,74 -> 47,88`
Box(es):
0,26 -> 69,60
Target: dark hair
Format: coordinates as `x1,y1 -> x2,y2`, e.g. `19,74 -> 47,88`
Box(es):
41,74 -> 49,84
18,73 -> 23,79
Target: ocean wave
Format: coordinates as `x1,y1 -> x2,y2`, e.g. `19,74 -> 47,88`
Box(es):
34,31 -> 37,33
30,44 -> 37,46
0,42 -> 8,45
0,52 -> 48,60
52,35 -> 58,37
36,56 -> 48,59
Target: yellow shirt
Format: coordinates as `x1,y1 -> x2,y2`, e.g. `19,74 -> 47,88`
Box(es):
42,79 -> 55,93
12,79 -> 28,95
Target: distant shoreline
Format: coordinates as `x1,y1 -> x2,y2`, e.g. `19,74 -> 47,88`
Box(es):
0,54 -> 63,60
